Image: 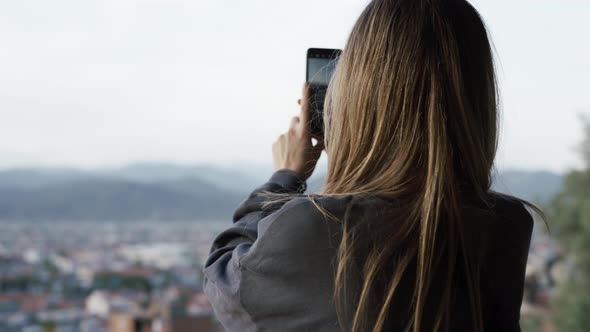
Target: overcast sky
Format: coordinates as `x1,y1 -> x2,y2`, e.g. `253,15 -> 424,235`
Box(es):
0,0 -> 588,173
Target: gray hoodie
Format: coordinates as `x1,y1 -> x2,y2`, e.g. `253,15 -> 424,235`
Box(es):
203,169 -> 533,332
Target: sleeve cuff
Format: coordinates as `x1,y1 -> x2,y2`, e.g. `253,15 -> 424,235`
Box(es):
268,169 -> 307,194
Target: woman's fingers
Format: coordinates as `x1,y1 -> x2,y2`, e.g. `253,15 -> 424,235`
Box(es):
290,116 -> 300,128
272,83 -> 323,180
299,82 -> 312,132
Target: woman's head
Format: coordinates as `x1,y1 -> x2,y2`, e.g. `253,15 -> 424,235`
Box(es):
321,0 -> 498,331
324,0 -> 498,197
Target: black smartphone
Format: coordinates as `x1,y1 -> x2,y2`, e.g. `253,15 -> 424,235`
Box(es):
306,48 -> 342,136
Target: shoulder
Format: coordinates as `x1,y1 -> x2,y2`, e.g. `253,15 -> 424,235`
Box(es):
260,194 -> 353,236
487,192 -> 535,230
258,194 -> 354,231
473,192 -> 535,263
461,192 -> 535,259
464,191 -> 534,229
239,195 -> 353,268
256,193 -> 393,237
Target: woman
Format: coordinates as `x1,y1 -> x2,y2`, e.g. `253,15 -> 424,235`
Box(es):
203,0 -> 538,331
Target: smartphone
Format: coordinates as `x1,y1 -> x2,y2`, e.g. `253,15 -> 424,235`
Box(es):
306,48 -> 342,136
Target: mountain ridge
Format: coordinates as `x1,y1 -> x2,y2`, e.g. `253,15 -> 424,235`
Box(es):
0,162 -> 563,222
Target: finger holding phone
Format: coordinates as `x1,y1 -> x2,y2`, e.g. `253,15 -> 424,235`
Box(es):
272,48 -> 341,181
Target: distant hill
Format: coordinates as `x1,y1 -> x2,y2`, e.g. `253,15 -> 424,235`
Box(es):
0,163 -> 249,222
105,162 -> 268,192
0,168 -> 95,189
307,169 -> 564,204
492,170 -> 564,204
0,177 -> 243,222
0,163 -> 563,221
0,163 -> 266,193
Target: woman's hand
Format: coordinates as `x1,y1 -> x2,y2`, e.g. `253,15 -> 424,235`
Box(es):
272,83 -> 324,181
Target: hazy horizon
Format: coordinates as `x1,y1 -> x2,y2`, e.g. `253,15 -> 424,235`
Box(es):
0,159 -> 573,177
1,0 -> 588,173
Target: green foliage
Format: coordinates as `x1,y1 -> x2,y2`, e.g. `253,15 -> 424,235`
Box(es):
582,115 -> 590,165
0,275 -> 37,291
552,280 -> 590,331
92,273 -> 152,293
40,320 -> 56,332
521,316 -> 543,332
550,117 -> 590,332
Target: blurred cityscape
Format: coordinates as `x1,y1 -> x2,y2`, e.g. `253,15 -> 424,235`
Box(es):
0,221 -> 225,332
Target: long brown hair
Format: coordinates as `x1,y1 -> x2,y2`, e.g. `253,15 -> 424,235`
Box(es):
263,0 -> 540,331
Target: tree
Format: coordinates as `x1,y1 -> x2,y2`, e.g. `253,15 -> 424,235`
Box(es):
551,117 -> 590,331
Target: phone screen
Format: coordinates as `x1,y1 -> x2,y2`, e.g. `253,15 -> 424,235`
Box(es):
307,58 -> 338,87
306,48 -> 342,136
